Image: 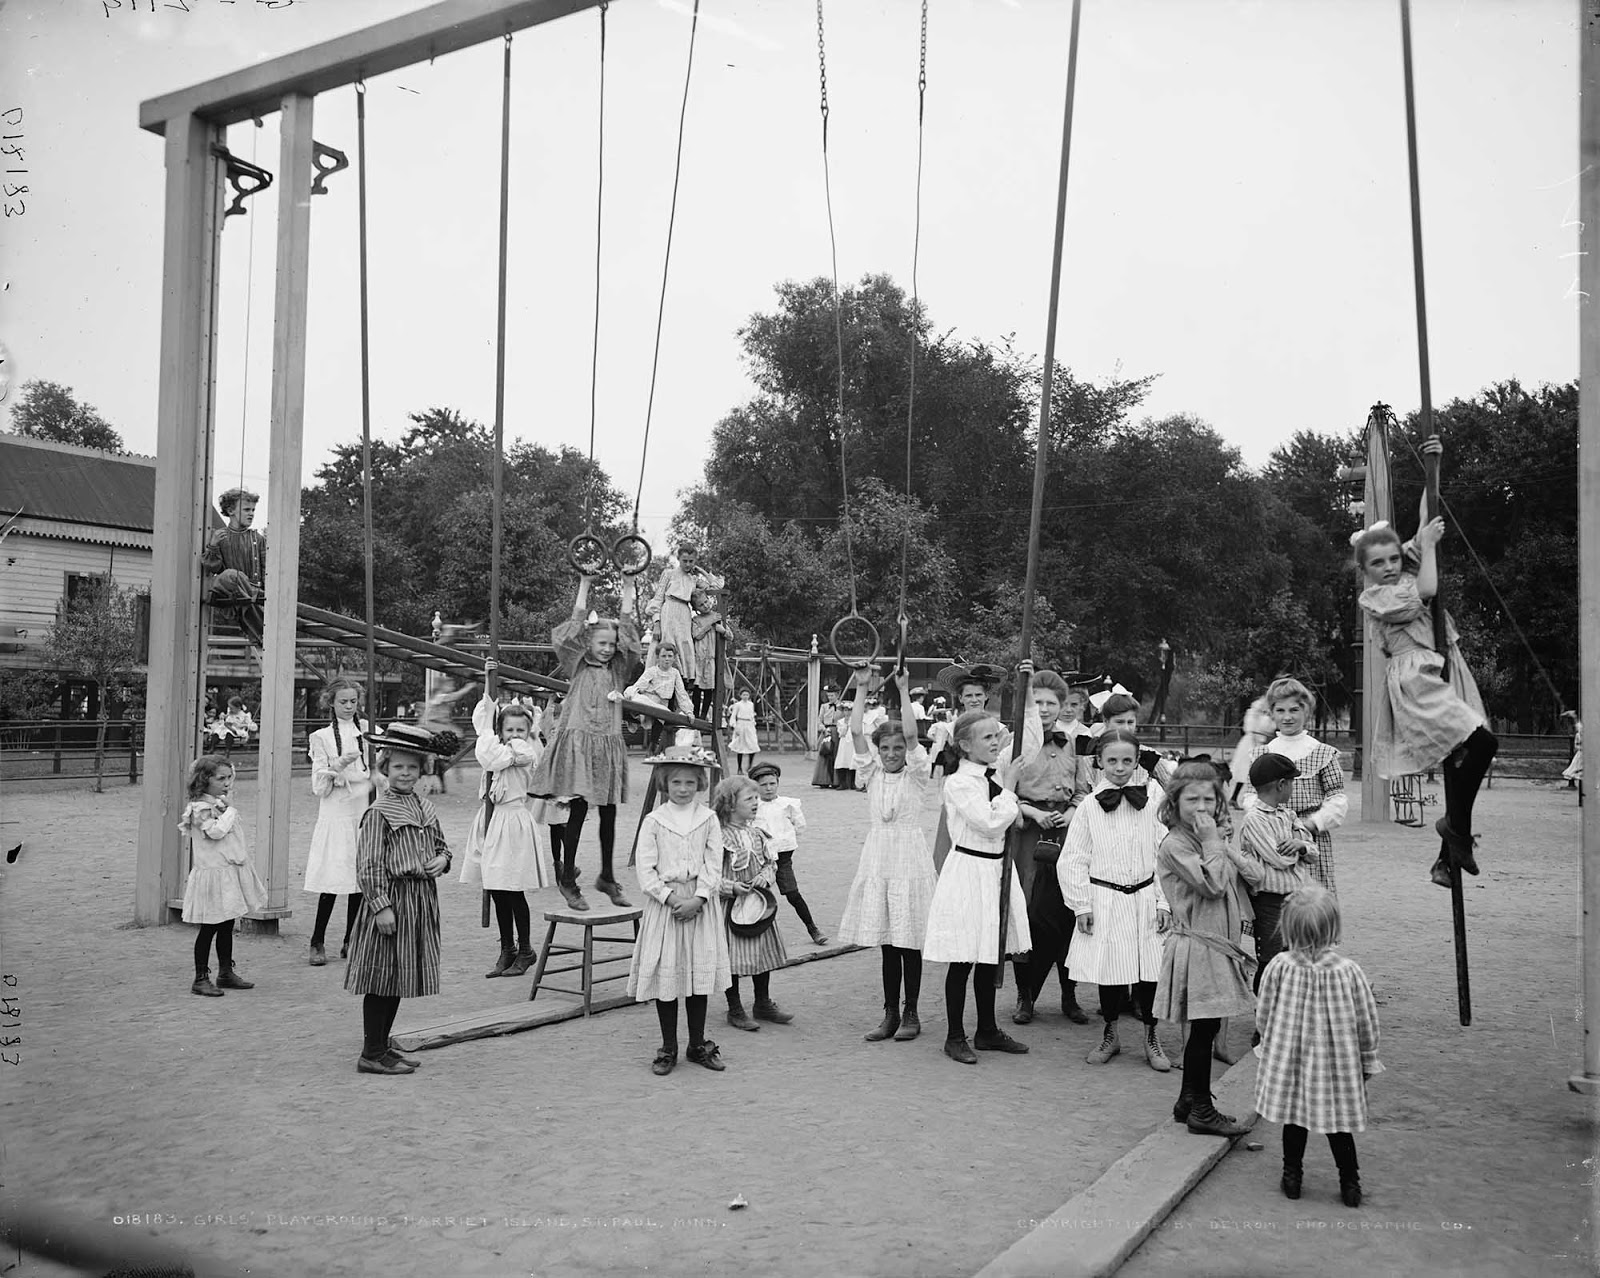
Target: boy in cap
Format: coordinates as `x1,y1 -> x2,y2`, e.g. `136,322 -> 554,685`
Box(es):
1236,752 -> 1321,1002
750,761 -> 828,945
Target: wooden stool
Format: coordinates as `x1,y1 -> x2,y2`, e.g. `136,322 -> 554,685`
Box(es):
527,906 -> 643,1015
1390,773 -> 1425,826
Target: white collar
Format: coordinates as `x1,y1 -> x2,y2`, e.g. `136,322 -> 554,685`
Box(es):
1266,732 -> 1322,763
654,801 -> 712,833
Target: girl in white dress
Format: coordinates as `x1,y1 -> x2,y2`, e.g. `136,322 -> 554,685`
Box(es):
627,748 -> 732,1076
461,664 -> 554,979
923,709 -> 1032,1065
181,756 -> 267,997
1060,729 -> 1174,1072
838,667 -> 937,1043
304,678 -> 372,966
728,688 -> 760,773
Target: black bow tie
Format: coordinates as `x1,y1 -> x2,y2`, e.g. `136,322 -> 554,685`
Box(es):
984,767 -> 1003,801
1046,730 -> 1071,748
1097,785 -> 1149,813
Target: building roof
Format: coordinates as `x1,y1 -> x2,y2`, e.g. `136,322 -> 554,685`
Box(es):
0,434 -> 158,532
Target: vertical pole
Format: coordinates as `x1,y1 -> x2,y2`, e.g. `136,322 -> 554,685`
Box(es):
135,114 -> 223,926
806,644 -> 821,757
1361,408 -> 1394,823
251,92 -> 315,933
355,84 -> 379,770
1568,0 -> 1600,1095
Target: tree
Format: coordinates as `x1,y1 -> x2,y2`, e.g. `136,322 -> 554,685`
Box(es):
43,576 -> 141,792
7,380 -> 125,452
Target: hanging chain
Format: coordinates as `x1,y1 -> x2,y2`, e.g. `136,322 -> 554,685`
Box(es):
817,0 -> 830,147
585,2 -> 608,530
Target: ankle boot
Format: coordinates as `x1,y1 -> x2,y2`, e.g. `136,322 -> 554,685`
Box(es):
1012,993 -> 1035,1025
726,994 -> 760,1032
1086,1021 -> 1121,1065
191,968 -> 223,997
558,871 -> 589,912
1173,1090 -> 1195,1123
753,997 -> 794,1024
1143,1023 -> 1172,1072
595,875 -> 631,907
893,1004 -> 921,1041
309,942 -> 327,967
215,962 -> 253,990
504,945 -> 537,977
1340,1174 -> 1363,1208
1062,985 -> 1090,1024
864,1004 -> 901,1042
1185,1100 -> 1254,1137
1281,1165 -> 1303,1199
484,945 -> 517,978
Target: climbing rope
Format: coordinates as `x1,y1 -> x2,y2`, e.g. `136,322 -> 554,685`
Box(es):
488,34 -> 514,696
355,80 -> 378,765
894,1 -> 928,673
235,118 -> 263,496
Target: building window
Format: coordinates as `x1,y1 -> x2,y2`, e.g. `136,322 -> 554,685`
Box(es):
63,572 -> 107,608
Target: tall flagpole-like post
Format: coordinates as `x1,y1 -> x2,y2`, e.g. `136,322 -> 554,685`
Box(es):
999,0 -> 1083,988
1567,0 -> 1599,1095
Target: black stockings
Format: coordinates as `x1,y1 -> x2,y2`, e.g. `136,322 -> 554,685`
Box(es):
880,946 -> 923,1010
729,973 -> 772,1004
1443,726 -> 1498,840
1183,1017 -> 1219,1102
656,995 -> 709,1051
1283,1124 -> 1359,1177
310,892 -> 362,948
489,889 -> 531,949
361,993 -> 402,1060
557,798 -> 618,881
194,920 -> 234,972
1099,981 -> 1157,1026
646,718 -> 670,756
944,962 -> 998,1041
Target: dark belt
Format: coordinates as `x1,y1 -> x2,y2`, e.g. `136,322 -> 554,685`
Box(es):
1019,798 -> 1073,812
955,845 -> 1004,860
1090,875 -> 1154,895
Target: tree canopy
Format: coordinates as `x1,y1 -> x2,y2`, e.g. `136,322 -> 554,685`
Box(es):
7,380 -> 125,452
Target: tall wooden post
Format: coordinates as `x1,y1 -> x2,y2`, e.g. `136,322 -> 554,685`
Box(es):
806,637 -> 821,757
1360,408 -> 1394,824
1567,0 -> 1599,1095
134,114 -> 224,926
248,92 -> 315,933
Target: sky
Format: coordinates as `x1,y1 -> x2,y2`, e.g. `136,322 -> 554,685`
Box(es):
0,0 -> 1581,554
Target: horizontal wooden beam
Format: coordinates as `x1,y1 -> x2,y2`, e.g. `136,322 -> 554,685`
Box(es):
139,0 -> 608,135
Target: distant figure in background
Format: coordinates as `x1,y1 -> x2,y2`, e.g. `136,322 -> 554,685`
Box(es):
648,543 -> 725,691
201,486 -> 266,645
811,691 -> 841,789
688,587 -> 733,719
1562,711 -> 1583,794
625,639 -> 694,757
1230,695 -> 1275,809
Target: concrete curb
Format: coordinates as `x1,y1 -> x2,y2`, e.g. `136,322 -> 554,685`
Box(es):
973,1054 -> 1260,1278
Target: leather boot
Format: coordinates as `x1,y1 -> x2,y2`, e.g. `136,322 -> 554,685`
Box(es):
558,871 -> 589,912
309,943 -> 327,967
595,875 -> 631,908
726,993 -> 760,1032
484,945 -> 517,978
1012,993 -> 1035,1025
215,963 -> 254,990
1062,985 -> 1090,1025
1173,1090 -> 1195,1123
504,945 -> 537,977
1143,1023 -> 1172,1072
1282,1165 -> 1303,1199
191,968 -> 223,997
1086,1021 -> 1121,1065
1340,1175 -> 1363,1208
893,1004 -> 921,1041
753,998 -> 794,1025
864,1005 -> 900,1042
1185,1101 -> 1254,1137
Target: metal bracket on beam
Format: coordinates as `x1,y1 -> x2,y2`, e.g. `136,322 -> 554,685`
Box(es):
310,141 -> 349,195
213,145 -> 274,219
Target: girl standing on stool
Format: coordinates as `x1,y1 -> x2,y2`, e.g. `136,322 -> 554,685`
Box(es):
728,688 -> 759,774
344,724 -> 456,1076
1153,761 -> 1257,1137
628,746 -> 731,1076
462,663 -> 553,979
1355,442 -> 1497,886
1255,886 -> 1382,1207
716,775 -> 794,1031
304,677 -> 372,966
181,756 -> 267,997
837,667 -> 936,1043
647,543 -> 724,692
530,573 -> 641,912
923,709 -> 1032,1065
1060,730 -> 1174,1072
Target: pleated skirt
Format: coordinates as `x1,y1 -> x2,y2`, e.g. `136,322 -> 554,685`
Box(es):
726,915 -> 788,975
344,876 -> 441,998
628,896 -> 731,1002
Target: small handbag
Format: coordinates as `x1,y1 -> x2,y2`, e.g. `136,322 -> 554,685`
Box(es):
1032,837 -> 1063,865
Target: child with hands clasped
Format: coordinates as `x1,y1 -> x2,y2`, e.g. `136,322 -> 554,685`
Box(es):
836,667 -> 936,1043
462,661 -> 554,979
1254,886 -> 1382,1208
1355,436 -> 1496,887
717,776 -> 794,1032
180,756 -> 268,996
1152,762 -> 1258,1137
304,677 -> 372,967
627,747 -> 732,1076
529,572 -> 641,911
343,725 -> 456,1075
923,709 -> 1032,1065
1060,730 -> 1175,1072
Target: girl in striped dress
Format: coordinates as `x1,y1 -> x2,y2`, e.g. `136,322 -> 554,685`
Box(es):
1255,886 -> 1382,1207
1250,677 -> 1346,897
344,725 -> 457,1076
1060,730 -> 1174,1072
717,775 -> 794,1030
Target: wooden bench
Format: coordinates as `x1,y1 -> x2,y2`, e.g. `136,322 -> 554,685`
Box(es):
527,906 -> 643,1016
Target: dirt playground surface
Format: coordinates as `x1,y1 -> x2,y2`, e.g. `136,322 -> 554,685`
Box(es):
0,757 -> 1593,1277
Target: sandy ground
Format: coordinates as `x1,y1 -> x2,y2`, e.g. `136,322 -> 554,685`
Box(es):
0,756 -> 1593,1277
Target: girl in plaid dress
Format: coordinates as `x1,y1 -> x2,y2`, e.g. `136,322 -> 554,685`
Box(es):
1249,677 -> 1345,897
1254,887 -> 1383,1207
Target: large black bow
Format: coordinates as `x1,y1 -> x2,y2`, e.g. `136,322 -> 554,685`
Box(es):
984,767 -> 1003,801
1096,785 -> 1149,813
1046,730 -> 1072,748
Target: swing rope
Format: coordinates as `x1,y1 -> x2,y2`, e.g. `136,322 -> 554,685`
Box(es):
632,0 -> 701,534
585,2 -> 609,538
355,81 -> 379,764
489,33 -> 514,698
235,119 -> 262,497
895,1 -> 928,673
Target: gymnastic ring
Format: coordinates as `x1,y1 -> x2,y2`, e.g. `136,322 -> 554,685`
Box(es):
611,533 -> 654,577
829,613 -> 881,668
566,532 -> 610,576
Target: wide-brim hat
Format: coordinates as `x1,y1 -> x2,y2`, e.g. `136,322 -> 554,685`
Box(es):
366,723 -> 462,757
728,885 -> 778,937
642,745 -> 719,771
933,663 -> 1006,699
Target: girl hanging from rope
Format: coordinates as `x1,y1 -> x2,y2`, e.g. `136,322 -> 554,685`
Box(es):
530,573 -> 641,911
1354,437 -> 1495,887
